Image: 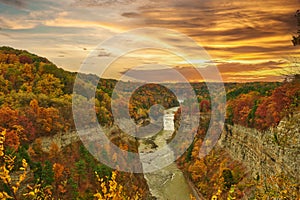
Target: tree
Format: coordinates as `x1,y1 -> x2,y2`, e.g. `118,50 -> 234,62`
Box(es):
0,106 -> 19,129
0,74 -> 10,95
4,130 -> 20,151
222,169 -> 234,190
49,143 -> 59,161
200,99 -> 210,112
18,55 -> 33,64
75,160 -> 86,187
254,83 -> 299,130
94,171 -> 140,200
35,74 -> 63,97
41,161 -> 54,187
28,99 -> 63,136
53,163 -> 66,198
228,91 -> 260,127
0,130 -> 28,200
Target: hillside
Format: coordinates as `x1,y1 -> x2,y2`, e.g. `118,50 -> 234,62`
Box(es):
0,47 -> 151,199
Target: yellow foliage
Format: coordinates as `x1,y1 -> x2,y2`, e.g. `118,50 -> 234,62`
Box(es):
211,195 -> 218,200
0,191 -> 13,199
0,130 -> 28,199
190,194 -> 196,200
23,184 -> 54,200
0,129 -> 6,156
94,171 -> 140,200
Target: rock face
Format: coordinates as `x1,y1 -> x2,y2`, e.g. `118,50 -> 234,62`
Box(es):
39,131 -> 79,152
219,113 -> 300,182
38,127 -> 117,152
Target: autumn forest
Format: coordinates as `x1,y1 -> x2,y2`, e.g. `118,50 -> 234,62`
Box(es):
0,45 -> 299,199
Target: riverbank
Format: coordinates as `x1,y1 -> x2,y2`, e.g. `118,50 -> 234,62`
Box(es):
138,107 -> 198,200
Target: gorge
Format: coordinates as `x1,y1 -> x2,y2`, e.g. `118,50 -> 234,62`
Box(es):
35,110 -> 300,199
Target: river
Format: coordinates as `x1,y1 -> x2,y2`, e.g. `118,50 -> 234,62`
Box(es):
138,107 -> 197,200
37,106 -> 200,199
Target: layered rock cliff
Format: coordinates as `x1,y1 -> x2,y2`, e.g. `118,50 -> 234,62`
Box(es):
219,113 -> 300,182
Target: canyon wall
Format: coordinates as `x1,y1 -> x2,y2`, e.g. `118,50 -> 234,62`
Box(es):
39,112 -> 299,185
219,113 -> 299,182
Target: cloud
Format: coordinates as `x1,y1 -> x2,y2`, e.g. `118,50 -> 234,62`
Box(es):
0,17 -> 37,30
0,0 -> 299,82
0,32 -> 11,38
118,60 -> 288,82
135,0 -> 298,45
73,0 -> 137,7
122,12 -> 140,18
44,18 -> 122,32
97,49 -> 111,57
216,61 -> 286,73
0,0 -> 26,8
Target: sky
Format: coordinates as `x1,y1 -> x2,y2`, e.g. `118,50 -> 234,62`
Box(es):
0,0 -> 300,82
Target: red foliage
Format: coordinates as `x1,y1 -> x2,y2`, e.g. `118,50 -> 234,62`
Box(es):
255,82 -> 300,130
200,99 -> 210,112
228,91 -> 260,127
17,115 -> 36,142
19,55 -> 33,64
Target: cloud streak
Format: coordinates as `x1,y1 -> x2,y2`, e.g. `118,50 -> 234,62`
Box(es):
0,0 -> 26,8
73,0 -> 137,7
118,60 -> 287,82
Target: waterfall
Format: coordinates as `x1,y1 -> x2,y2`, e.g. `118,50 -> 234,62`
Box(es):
139,107 -> 195,200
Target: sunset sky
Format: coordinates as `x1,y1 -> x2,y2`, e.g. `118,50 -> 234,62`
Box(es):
0,0 -> 299,82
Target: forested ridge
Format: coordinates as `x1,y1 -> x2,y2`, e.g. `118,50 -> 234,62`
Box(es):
0,46 -> 299,199
0,46 -> 149,199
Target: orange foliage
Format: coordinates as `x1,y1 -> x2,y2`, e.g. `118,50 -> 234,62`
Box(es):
228,91 -> 260,127
4,130 -> 20,150
28,99 -> 63,136
53,163 -> 65,182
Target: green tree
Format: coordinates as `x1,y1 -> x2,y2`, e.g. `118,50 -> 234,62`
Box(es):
222,169 -> 234,190
75,159 -> 86,187
41,161 -> 54,187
